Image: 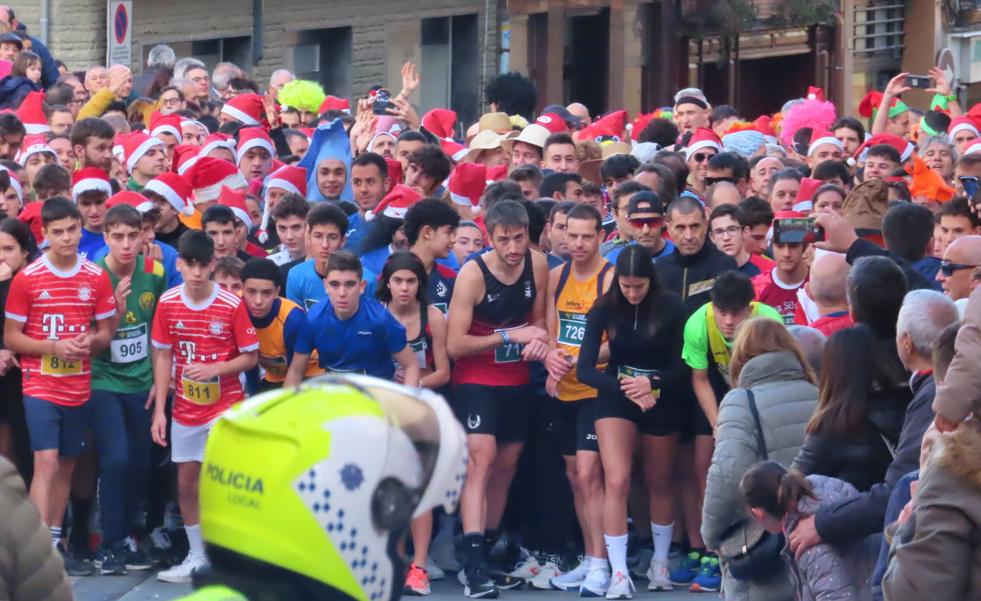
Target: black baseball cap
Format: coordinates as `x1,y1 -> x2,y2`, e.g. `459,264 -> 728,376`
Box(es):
627,192 -> 665,216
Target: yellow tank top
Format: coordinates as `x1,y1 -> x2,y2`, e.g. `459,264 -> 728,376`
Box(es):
555,260 -> 614,401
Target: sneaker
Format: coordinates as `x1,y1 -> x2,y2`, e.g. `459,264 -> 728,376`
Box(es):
668,551 -> 701,585
430,531 -> 461,573
529,555 -> 564,590
95,548 -> 126,576
405,563 -> 431,596
463,566 -> 499,599
424,556 -> 445,581
488,571 -> 524,590
122,548 -> 154,571
58,544 -> 95,577
157,554 -> 209,584
147,527 -> 178,567
550,559 -> 590,591
605,571 -> 635,600
508,550 -> 541,580
628,547 -> 652,580
688,556 -> 721,593
579,568 -> 610,598
646,558 -> 672,591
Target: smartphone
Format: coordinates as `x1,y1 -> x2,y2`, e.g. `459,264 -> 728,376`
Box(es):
905,75 -> 932,89
372,89 -> 393,115
960,176 -> 980,204
773,218 -> 825,244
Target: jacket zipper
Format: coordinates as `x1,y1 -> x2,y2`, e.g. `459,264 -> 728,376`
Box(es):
682,267 -> 688,302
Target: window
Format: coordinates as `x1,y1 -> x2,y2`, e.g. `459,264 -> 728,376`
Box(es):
420,15 -> 479,129
288,27 -> 353,98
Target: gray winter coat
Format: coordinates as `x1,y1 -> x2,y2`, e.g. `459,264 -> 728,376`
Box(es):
702,350 -> 818,601
784,475 -> 875,601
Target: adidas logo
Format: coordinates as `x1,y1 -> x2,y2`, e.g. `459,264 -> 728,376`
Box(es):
38,290 -> 52,300
176,321 -> 185,329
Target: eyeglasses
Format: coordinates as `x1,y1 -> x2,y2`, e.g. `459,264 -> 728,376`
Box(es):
711,225 -> 742,238
692,153 -> 715,163
628,217 -> 664,230
161,96 -> 181,105
939,260 -> 979,277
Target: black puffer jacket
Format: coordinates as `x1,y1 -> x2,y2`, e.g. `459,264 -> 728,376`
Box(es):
655,240 -> 737,316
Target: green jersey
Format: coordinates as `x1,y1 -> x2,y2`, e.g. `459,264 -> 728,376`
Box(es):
91,255 -> 166,393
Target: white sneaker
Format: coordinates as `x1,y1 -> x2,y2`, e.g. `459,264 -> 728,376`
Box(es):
425,556 -> 445,580
509,553 -> 541,579
550,559 -> 590,591
157,554 -> 209,584
646,558 -> 673,591
530,558 -> 563,590
606,571 -> 635,599
580,568 -> 610,597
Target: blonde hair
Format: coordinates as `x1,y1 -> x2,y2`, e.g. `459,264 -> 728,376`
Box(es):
728,317 -> 816,386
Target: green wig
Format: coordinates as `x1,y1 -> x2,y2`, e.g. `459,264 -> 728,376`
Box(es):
278,80 -> 326,114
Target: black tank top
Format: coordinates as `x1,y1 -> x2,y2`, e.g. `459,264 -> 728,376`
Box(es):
473,251 -> 536,329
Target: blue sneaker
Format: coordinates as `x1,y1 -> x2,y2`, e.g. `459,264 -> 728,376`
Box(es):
668,551 -> 700,585
688,556 -> 721,593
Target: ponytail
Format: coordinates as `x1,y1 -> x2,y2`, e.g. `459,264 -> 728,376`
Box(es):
740,461 -> 816,518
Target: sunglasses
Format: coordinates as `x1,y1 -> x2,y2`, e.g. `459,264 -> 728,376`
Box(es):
629,217 -> 664,230
939,260 -> 979,277
692,153 -> 715,163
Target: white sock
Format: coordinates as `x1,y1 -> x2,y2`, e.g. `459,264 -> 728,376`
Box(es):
185,524 -> 205,559
588,555 -> 608,571
651,522 -> 674,561
604,534 -> 629,575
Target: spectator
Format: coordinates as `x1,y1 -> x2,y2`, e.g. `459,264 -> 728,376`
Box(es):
132,43 -> 175,98
802,252 -> 853,336
0,6 -> 59,88
936,235 -> 981,302
785,325 -> 827,376
882,202 -> 941,287
212,62 -> 244,100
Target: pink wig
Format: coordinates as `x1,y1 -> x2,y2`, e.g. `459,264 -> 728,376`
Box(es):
779,99 -> 837,147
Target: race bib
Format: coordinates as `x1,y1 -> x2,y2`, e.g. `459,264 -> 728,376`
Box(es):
40,354 -> 82,376
110,324 -> 148,364
617,365 -> 661,399
410,338 -> 428,369
557,311 -> 586,347
181,375 -> 220,405
494,343 -> 523,364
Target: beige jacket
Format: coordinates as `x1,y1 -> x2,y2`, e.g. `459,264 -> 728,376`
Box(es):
932,284 -> 981,423
0,457 -> 73,601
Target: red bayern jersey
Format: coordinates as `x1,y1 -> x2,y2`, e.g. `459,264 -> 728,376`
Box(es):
5,254 -> 116,406
151,283 -> 259,427
752,268 -> 807,325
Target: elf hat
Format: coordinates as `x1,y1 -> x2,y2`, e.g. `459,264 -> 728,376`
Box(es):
149,112 -> 183,143
16,91 -> 48,135
858,91 -> 909,120
71,167 -> 112,202
221,93 -> 264,127
448,163 -> 487,211
365,184 -> 422,221
122,132 -> 164,172
144,172 -> 194,216
106,190 -> 154,213
236,127 -> 274,163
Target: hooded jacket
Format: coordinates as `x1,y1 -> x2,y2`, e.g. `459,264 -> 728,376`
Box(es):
0,75 -> 39,110
655,239 -> 737,317
882,422 -> 981,601
701,350 -> 818,601
0,457 -> 73,601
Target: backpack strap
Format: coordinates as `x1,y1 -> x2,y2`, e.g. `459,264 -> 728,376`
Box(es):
596,262 -> 614,297
745,389 -> 768,460
553,261 -> 573,303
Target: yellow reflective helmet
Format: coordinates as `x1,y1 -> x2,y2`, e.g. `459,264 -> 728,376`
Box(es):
195,375 -> 467,601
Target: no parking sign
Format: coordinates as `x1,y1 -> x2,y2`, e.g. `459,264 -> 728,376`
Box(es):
107,1 -> 132,67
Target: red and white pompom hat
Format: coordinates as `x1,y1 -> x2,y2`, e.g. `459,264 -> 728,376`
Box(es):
16,134 -> 57,166
144,172 -> 194,216
149,112 -> 183,143
257,164 -> 307,242
366,185 -> 423,221
448,163 -> 487,213
122,132 -> 164,173
236,127 -> 275,164
16,91 -> 49,135
221,93 -> 264,127
106,190 -> 154,213
71,167 -> 113,202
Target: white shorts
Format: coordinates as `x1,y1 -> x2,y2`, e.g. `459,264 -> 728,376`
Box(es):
171,418 -> 219,463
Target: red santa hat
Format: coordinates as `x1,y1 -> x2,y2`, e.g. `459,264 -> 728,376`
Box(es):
850,133 -> 915,165
965,140 -> 981,156
186,157 -> 248,204
71,167 -> 112,201
122,132 -> 164,172
805,86 -> 825,102
486,163 -> 508,182
534,113 -> 568,135
385,157 -> 402,189
172,144 -> 201,175
16,134 -> 56,166
807,130 -> 843,156
149,112 -> 183,143
318,95 -> 351,115
16,91 -> 48,135
794,177 -> 822,213
257,164 -> 308,243
366,184 -> 422,221
948,116 -> 980,140
448,163 -> 487,211
112,132 -> 129,163
576,110 -> 628,142
220,93 -> 264,127
217,186 -> 252,227
0,165 -> 23,206
236,127 -> 274,163
421,108 -> 457,139
144,172 -> 193,216
440,138 -> 470,163
684,128 -> 722,159
106,190 -> 154,212
199,133 -> 238,162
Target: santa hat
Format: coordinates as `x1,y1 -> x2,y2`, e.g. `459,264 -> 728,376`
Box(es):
807,130 -> 843,156
16,135 -> 56,166
906,155 -> 956,204
144,172 -> 193,216
106,190 -> 154,212
684,128 -> 722,159
112,132 -> 128,163
486,163 -> 508,182
218,186 -> 252,227
297,118 -> 353,201
534,113 -> 568,135
236,127 -> 274,163
948,116 -> 980,140
122,132 -> 164,172
0,165 -> 23,206
71,167 -> 112,201
16,91 -> 48,135
440,138 -> 470,163
805,86 -> 825,102
630,112 -> 657,141
186,157 -> 248,204
448,163 -> 487,211
149,112 -> 183,143
794,177 -> 822,213
858,91 -> 909,120
965,140 -> 981,156
172,144 -> 201,175
850,133 -> 915,165
180,118 -> 207,138
220,93 -> 264,127
366,185 -> 422,221
257,164 -> 308,243
421,108 -> 457,139
199,133 -> 237,162
385,157 -> 402,189
576,110 -> 628,142
318,95 -> 350,115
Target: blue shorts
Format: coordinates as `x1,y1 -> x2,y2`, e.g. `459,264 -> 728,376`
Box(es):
23,395 -> 91,456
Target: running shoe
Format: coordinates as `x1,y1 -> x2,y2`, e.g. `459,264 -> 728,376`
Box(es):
550,558 -> 590,591
508,548 -> 541,580
463,566 -> 500,599
579,568 -> 610,598
94,548 -> 126,576
668,551 -> 701,585
529,554 -> 564,590
646,558 -> 673,591
605,571 -> 635,600
404,563 -> 431,596
58,544 -> 95,577
157,554 -> 209,584
688,556 -> 721,593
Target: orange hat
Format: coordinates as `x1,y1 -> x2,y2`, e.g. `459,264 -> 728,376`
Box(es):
906,155 -> 956,204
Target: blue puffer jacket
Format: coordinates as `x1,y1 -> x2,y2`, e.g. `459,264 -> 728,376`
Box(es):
0,75 -> 39,110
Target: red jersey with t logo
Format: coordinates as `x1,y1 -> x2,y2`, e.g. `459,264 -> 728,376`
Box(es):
5,255 -> 116,406
151,284 -> 259,427
752,268 -> 807,325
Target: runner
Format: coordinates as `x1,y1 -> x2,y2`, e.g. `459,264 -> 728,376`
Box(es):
150,230 -> 259,583
752,212 -> 811,324
404,198 -> 460,313
265,193 -> 310,278
3,197 -> 117,575
708,204 -> 775,278
71,167 -> 113,259
542,204 -> 613,595
447,199 -> 549,598
284,203 -> 348,309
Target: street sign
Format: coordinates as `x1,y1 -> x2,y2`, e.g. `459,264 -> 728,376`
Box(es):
937,47 -> 956,85
107,1 -> 132,67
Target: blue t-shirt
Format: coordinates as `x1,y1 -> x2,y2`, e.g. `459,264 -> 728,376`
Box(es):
285,258 -> 377,310
295,295 -> 407,379
345,212 -> 370,255
603,239 -> 675,263
360,245 -> 391,278
78,228 -> 106,261
92,240 -> 182,288
428,263 -> 457,314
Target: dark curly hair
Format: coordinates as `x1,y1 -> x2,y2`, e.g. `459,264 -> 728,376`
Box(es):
485,72 -> 538,119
